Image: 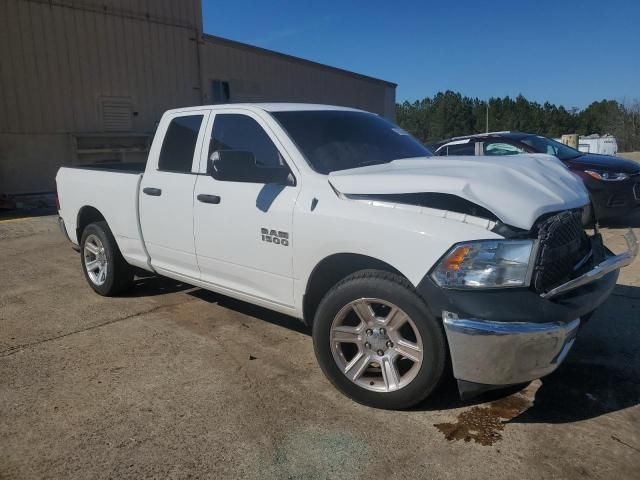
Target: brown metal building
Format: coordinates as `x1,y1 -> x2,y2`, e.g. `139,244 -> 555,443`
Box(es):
0,0 -> 396,195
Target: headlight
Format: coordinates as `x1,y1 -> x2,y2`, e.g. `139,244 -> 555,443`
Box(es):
584,170 -> 629,181
431,240 -> 535,289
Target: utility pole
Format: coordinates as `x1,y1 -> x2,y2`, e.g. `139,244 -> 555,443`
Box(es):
485,101 -> 489,133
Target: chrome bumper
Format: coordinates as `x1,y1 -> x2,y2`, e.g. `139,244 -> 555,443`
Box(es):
440,230 -> 637,387
443,312 -> 581,385
541,229 -> 638,299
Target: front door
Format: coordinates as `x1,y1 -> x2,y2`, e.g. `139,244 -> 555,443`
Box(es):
193,110 -> 299,307
139,111 -> 209,278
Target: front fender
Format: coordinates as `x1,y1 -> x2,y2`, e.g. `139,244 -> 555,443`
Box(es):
292,192 -> 502,314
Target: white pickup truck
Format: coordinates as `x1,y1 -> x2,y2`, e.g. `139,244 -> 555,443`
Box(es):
56,104 -> 638,409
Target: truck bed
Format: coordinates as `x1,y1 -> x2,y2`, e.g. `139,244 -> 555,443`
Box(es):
66,162 -> 147,173
56,166 -> 150,270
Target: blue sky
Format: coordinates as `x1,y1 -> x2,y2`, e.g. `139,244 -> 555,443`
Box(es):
202,0 -> 639,109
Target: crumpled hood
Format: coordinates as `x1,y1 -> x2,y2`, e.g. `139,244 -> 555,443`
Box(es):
328,154 -> 589,230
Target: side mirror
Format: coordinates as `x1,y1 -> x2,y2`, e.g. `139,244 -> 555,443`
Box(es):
208,150 -> 292,185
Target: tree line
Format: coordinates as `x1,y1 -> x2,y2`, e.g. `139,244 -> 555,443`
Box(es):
396,91 -> 640,152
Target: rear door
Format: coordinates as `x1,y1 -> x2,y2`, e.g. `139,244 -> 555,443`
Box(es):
193,109 -> 299,307
139,110 -> 209,278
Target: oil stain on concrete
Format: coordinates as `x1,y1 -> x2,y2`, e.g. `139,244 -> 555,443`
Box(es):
434,381 -> 540,446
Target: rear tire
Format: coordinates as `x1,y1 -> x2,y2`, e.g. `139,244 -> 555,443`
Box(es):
312,270 -> 446,410
80,221 -> 134,296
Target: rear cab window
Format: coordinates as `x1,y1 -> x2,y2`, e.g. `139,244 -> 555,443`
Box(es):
158,115 -> 204,173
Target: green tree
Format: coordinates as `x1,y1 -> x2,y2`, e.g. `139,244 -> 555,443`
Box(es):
397,92 -> 640,151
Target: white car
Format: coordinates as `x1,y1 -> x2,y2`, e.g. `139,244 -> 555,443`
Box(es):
56,104 -> 637,409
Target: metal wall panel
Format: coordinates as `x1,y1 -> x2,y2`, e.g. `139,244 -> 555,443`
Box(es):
0,0 -> 202,193
0,0 -> 396,194
201,36 -> 397,120
0,0 -> 202,134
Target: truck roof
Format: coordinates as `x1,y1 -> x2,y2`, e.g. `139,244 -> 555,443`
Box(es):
164,103 -> 366,115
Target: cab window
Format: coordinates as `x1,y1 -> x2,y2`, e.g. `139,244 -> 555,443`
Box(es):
210,114 -> 284,167
158,115 -> 204,172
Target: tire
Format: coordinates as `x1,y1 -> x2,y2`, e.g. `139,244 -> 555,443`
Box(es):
312,270 -> 446,410
80,221 -> 134,296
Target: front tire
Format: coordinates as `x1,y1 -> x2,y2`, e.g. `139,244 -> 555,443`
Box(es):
80,221 -> 134,296
312,270 -> 446,410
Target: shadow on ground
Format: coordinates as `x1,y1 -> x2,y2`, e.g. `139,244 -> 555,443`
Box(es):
512,284 -> 640,424
429,284 -> 640,427
188,288 -> 311,336
121,273 -> 193,298
124,276 -> 639,425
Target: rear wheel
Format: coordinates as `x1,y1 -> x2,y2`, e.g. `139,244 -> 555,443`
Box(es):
80,221 -> 134,296
313,270 -> 446,409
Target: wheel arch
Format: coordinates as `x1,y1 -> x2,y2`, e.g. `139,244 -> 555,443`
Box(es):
302,253 -> 409,325
76,206 -> 106,243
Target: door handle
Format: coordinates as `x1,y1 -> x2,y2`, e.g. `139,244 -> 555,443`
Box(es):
143,187 -> 162,196
197,194 -> 221,204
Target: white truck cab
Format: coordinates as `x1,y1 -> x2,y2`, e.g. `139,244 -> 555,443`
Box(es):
56,104 -> 637,409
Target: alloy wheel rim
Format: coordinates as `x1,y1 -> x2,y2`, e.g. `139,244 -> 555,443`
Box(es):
83,234 -> 108,286
329,298 -> 424,393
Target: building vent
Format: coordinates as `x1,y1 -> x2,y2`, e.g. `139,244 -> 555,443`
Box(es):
99,96 -> 133,132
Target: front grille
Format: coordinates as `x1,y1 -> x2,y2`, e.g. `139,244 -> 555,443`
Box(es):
531,210 -> 589,293
634,182 -> 640,201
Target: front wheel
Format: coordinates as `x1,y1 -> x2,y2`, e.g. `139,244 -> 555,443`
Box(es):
312,270 -> 446,410
80,221 -> 134,296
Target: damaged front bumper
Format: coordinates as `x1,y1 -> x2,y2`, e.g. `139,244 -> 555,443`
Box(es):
541,229 -> 638,299
443,313 -> 580,390
420,230 -> 638,397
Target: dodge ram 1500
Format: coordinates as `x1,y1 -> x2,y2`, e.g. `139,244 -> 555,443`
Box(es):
56,104 -> 638,409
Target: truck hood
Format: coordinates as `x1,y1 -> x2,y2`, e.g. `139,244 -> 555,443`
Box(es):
328,154 -> 589,230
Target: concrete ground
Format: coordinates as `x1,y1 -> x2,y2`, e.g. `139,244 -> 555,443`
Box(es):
1,216 -> 639,480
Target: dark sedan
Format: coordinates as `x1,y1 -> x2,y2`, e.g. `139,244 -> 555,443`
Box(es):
432,132 -> 640,225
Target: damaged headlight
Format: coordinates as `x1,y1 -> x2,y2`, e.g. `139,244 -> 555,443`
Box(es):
431,240 -> 536,289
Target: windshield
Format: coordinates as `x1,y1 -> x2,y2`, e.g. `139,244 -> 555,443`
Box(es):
520,135 -> 583,161
271,110 -> 431,174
